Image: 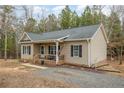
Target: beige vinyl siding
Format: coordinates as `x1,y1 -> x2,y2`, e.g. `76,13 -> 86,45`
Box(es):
90,28 -> 107,64
21,44 -> 34,59
61,41 -> 88,65
33,44 -> 40,55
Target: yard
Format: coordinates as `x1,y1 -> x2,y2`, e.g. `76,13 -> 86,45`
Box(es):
0,60 -> 70,88
0,59 -> 124,88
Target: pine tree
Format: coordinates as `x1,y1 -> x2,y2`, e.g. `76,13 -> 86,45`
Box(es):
108,11 -> 121,41
70,11 -> 80,28
80,6 -> 93,26
92,5 -> 100,24
59,5 -> 72,29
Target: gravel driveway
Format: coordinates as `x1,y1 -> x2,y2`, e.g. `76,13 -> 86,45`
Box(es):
33,66 -> 124,88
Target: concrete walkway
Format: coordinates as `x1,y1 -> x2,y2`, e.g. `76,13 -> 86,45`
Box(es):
22,63 -> 48,70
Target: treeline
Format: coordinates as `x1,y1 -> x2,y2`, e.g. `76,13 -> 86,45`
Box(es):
0,5 -> 124,62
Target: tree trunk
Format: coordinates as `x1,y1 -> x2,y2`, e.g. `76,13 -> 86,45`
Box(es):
15,37 -> 19,59
4,31 -> 7,61
110,47 -> 113,61
116,47 -> 119,61
119,46 -> 123,65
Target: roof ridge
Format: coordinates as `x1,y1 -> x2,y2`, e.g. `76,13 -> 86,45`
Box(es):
26,24 -> 100,34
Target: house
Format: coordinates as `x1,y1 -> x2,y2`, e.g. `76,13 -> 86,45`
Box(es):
19,24 -> 108,67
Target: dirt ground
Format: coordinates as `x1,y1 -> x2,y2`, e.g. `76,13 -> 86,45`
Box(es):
105,60 -> 124,77
0,60 -> 70,88
1,59 -> 124,88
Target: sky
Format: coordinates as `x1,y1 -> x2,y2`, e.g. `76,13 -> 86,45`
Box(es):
15,5 -> 111,20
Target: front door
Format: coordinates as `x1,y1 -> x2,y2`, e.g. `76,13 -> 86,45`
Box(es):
40,45 -> 45,58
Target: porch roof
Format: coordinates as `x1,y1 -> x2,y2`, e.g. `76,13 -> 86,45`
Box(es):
20,24 -> 101,43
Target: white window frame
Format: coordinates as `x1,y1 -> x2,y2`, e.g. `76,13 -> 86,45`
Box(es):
27,46 -> 31,55
22,45 -> 31,55
40,45 -> 45,54
73,45 -> 80,57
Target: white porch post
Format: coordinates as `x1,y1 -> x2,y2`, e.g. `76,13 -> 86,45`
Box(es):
56,41 -> 59,64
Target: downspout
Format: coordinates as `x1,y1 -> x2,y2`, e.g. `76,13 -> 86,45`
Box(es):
87,39 -> 91,67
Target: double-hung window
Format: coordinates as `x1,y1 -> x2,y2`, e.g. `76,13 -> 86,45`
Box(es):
22,45 -> 31,55
73,45 -> 79,57
71,45 -> 82,57
48,45 -> 60,55
48,45 -> 56,55
27,46 -> 31,55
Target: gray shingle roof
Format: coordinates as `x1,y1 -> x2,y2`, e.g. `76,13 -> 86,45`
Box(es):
27,24 -> 100,41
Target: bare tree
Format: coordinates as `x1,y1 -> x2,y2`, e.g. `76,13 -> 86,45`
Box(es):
0,5 -> 15,60
108,5 -> 124,64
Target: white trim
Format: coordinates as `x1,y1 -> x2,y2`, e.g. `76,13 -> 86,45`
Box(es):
72,45 -> 80,57
65,38 -> 90,41
18,32 -> 26,42
18,32 -> 32,43
18,41 -> 32,44
91,23 -> 109,44
100,24 -> 109,43
26,33 -> 32,41
22,45 -> 31,55
19,38 -> 91,44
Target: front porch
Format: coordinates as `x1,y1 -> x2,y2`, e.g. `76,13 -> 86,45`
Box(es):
32,42 -> 65,66
33,54 -> 64,66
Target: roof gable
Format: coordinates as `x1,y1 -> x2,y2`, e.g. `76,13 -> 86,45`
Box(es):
91,24 -> 109,43
19,32 -> 32,42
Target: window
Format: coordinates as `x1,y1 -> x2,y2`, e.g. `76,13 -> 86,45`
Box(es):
48,45 -> 56,54
48,45 -> 60,55
71,45 -> 82,57
27,46 -> 31,55
22,45 -> 31,55
73,45 -> 79,56
23,46 -> 26,54
40,46 -> 45,54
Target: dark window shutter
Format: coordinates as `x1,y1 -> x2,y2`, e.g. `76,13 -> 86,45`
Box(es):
71,45 -> 73,57
48,46 -> 50,54
29,46 -> 31,55
79,45 -> 82,57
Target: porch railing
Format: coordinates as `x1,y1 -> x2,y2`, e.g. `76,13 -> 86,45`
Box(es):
40,54 -> 64,61
33,54 -> 64,63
